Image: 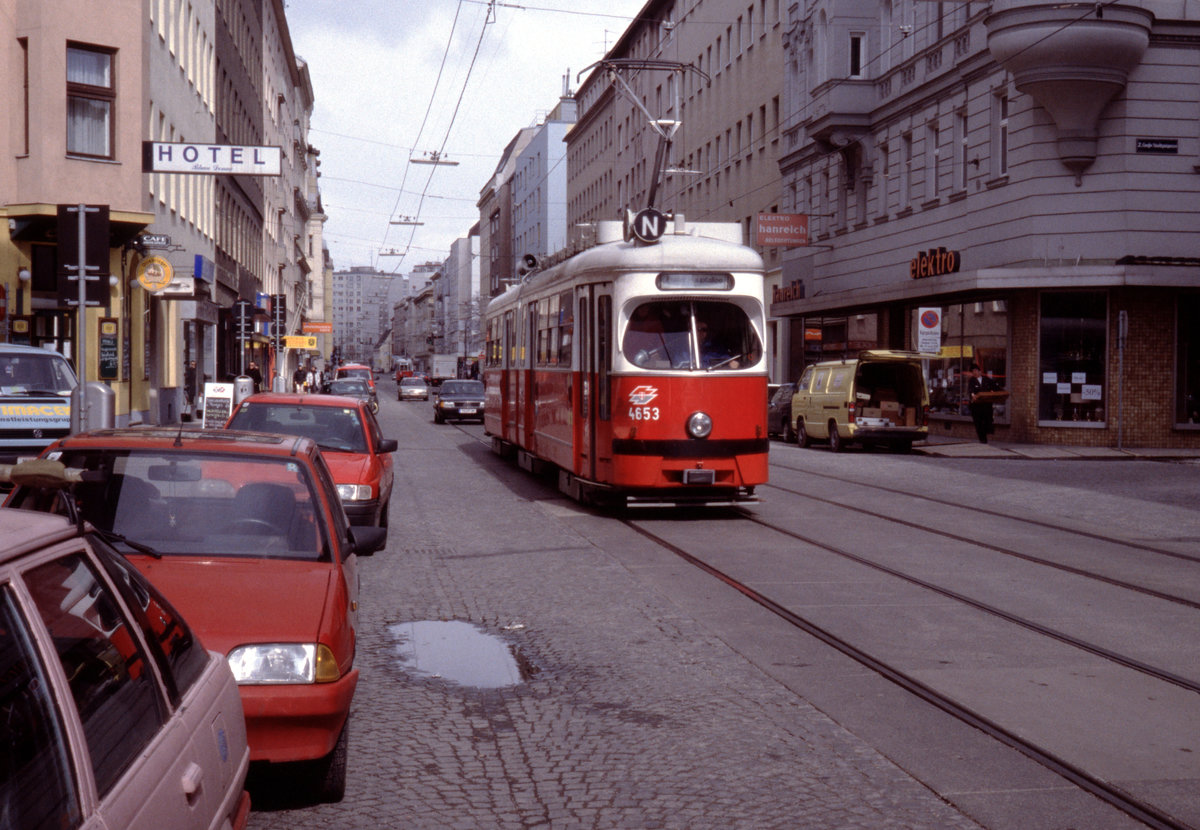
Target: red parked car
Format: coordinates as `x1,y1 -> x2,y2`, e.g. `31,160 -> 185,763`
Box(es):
225,392 -> 396,529
6,427 -> 387,802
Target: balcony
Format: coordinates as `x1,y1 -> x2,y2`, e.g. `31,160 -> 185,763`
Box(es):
986,2 -> 1152,179
802,78 -> 876,151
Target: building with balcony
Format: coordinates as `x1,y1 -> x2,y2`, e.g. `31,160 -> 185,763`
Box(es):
774,0 -> 1200,448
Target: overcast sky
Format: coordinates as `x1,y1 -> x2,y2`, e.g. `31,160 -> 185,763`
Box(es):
284,0 -> 647,275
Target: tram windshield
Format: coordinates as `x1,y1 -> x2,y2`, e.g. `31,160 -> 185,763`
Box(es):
622,300 -> 761,371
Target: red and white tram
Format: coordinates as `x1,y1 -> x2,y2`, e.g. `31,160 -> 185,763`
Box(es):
483,215 -> 769,507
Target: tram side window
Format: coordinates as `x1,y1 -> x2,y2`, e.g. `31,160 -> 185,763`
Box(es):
558,290 -> 574,366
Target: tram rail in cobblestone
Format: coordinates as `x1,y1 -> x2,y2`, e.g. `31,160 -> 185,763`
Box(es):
624,516 -> 1194,830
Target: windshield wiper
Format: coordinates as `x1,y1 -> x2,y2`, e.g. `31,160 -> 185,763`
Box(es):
88,527 -> 163,559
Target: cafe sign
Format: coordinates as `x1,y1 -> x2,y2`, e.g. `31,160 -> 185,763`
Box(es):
910,247 -> 961,279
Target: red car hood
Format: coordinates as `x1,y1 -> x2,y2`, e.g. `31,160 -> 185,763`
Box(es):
322,451 -> 372,485
130,556 -> 333,655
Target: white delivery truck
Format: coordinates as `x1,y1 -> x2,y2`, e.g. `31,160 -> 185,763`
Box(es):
0,344 -> 78,461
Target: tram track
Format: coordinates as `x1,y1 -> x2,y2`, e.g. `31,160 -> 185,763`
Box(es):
762,467 -> 1200,614
622,514 -> 1196,830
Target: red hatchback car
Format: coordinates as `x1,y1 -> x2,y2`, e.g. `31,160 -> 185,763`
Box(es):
6,427 -> 387,803
225,392 -> 396,529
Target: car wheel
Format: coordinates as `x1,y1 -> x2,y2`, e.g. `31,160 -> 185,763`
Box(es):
796,419 -> 811,448
829,422 -> 846,453
784,417 -> 796,444
434,411 -> 443,424
315,721 -> 348,803
380,497 -> 390,528
397,390 -> 402,401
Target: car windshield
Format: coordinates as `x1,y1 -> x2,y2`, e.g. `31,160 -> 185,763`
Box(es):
228,403 -> 367,453
51,449 -> 329,560
400,378 -> 426,388
0,351 -> 77,395
622,300 -> 761,371
327,380 -> 368,396
440,381 -> 483,395
339,368 -> 370,381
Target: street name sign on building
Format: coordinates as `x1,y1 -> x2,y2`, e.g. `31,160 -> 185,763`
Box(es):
142,142 -> 282,176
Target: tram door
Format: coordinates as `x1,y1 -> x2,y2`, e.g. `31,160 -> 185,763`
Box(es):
578,286 -> 612,482
577,289 -> 593,480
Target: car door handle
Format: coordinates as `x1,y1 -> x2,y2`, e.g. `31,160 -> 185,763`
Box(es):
181,762 -> 204,802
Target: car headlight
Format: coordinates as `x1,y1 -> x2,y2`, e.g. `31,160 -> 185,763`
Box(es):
336,483 -> 373,501
227,643 -> 341,684
686,411 -> 713,439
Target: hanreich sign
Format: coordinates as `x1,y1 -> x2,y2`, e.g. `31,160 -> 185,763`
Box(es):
756,214 -> 809,248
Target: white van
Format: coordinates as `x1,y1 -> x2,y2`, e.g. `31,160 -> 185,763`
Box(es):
0,344 -> 77,461
790,351 -> 930,452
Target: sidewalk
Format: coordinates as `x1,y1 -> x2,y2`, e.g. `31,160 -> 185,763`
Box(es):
915,434 -> 1200,461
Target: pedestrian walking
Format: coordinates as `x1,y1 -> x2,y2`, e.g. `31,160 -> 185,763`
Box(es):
293,365 -> 306,393
247,361 -> 263,392
968,363 -> 995,443
184,360 -> 197,409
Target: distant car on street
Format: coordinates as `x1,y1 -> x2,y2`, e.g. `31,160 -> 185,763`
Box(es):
433,379 -> 485,424
0,460 -> 251,829
767,382 -> 797,441
399,376 -> 429,401
324,377 -> 377,413
225,392 -> 396,529
6,428 -> 388,803
334,363 -> 376,397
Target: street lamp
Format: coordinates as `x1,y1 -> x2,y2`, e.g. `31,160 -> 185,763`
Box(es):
410,151 -> 459,166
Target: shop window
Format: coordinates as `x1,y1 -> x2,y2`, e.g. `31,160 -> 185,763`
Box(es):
917,302 -> 1009,420
1176,295 -> 1200,426
1038,291 -> 1106,423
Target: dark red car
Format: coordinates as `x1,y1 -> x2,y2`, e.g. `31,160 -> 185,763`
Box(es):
6,428 -> 387,802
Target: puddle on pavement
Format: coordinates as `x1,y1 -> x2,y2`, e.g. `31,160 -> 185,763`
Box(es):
387,620 -> 535,688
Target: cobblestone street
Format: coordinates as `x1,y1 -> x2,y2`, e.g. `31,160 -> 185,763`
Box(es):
247,424 -> 980,829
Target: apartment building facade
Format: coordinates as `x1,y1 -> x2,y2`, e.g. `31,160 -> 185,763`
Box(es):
773,0 -> 1200,448
1,0 -> 317,421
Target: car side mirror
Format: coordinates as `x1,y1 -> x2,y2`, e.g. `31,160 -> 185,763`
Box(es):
377,438 -> 398,453
348,525 -> 386,556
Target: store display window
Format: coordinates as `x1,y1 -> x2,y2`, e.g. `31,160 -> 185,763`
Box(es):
916,301 -> 1009,420
1177,295 -> 1200,426
1038,291 -> 1107,424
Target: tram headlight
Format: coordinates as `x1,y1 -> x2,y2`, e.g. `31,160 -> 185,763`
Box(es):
686,411 -> 713,439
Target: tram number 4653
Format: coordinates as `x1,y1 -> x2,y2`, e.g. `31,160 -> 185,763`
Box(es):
629,406 -> 661,421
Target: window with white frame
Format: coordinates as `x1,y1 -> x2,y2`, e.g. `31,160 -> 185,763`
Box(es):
993,91 -> 1009,177
849,32 -> 865,78
66,44 -> 115,158
955,109 -> 969,191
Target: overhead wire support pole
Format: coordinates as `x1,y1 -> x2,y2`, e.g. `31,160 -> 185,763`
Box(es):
580,59 -> 710,212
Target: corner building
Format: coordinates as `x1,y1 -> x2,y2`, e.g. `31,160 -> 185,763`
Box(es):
775,1 -> 1200,448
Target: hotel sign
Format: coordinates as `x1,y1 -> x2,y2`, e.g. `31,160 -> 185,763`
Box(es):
143,142 -> 282,176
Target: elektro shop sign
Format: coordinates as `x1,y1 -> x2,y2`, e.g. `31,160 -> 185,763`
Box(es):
910,247 -> 961,279
143,142 -> 282,176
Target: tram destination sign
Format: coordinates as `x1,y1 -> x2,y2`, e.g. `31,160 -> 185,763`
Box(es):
143,142 -> 282,176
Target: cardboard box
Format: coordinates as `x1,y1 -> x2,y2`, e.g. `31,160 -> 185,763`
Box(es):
904,407 -> 917,427
860,407 -> 882,419
880,401 -> 902,420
